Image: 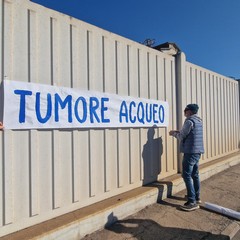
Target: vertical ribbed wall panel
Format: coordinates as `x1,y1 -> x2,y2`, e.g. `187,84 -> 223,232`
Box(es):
157,56 -> 167,176
219,77 -> 224,154
185,63 -> 239,163
103,36 -> 118,192
117,41 -> 130,188
11,0 -> 31,223
1,0 -> 14,227
200,71 -> 206,160
128,45 -> 140,184
138,49 -> 148,182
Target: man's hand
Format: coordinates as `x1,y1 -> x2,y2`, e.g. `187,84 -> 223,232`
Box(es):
169,130 -> 179,136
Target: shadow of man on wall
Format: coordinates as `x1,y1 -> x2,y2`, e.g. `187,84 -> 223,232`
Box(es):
142,126 -> 163,185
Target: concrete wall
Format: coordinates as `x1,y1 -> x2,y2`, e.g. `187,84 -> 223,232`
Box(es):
176,54 -> 239,166
0,0 -> 239,237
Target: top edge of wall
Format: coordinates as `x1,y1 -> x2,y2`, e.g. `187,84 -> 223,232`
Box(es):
25,0 -> 174,59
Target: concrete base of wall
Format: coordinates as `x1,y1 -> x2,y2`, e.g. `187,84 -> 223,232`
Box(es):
2,152 -> 240,240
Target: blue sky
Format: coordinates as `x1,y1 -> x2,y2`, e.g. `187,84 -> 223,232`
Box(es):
31,0 -> 240,79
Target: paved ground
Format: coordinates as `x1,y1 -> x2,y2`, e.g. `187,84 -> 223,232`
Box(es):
82,163 -> 240,240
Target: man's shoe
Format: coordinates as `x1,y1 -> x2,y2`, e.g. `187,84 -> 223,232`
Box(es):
181,201 -> 199,211
185,195 -> 202,204
196,198 -> 202,204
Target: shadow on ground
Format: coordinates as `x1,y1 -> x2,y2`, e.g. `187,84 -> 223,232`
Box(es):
105,217 -> 230,240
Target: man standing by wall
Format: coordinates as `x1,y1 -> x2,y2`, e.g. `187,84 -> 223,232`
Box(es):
169,104 -> 204,211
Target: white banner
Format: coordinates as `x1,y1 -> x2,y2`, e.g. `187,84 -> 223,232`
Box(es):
3,80 -> 169,129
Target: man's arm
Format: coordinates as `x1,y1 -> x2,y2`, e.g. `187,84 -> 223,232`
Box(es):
169,120 -> 193,141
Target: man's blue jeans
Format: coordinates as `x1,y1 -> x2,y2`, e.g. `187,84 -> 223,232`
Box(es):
182,153 -> 201,203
